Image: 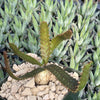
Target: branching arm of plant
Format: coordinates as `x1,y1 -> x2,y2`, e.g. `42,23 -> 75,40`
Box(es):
3,51 -> 45,80
4,21 -> 93,93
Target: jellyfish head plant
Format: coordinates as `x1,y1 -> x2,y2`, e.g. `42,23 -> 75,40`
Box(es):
3,21 -> 92,93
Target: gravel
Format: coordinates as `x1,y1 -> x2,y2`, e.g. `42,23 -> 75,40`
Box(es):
0,53 -> 79,100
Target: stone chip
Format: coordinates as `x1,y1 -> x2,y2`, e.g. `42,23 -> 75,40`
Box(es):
22,88 -> 32,96
24,78 -> 35,88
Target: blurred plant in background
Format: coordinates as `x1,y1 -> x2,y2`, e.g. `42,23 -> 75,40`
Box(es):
62,0 -> 100,99
87,24 -> 100,100
0,0 -> 40,86
0,0 -> 100,99
48,0 -> 77,63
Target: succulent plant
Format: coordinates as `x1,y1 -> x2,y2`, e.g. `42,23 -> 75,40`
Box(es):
67,0 -> 98,70
0,0 -> 77,86
3,21 -> 93,93
0,0 -> 39,85
92,25 -> 100,87
63,1 -> 99,99
86,24 -> 100,100
0,0 -> 77,61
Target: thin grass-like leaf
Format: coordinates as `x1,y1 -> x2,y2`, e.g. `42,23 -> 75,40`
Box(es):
40,21 -> 51,64
50,30 -> 72,55
9,43 -> 42,66
45,64 -> 79,92
70,47 -> 75,69
77,61 -> 93,91
3,51 -> 45,80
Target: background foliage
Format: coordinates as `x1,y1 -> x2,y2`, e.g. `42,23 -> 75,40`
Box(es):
0,0 -> 100,99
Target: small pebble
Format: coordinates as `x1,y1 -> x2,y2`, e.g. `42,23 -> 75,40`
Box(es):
27,96 -> 37,100
22,88 -> 32,96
